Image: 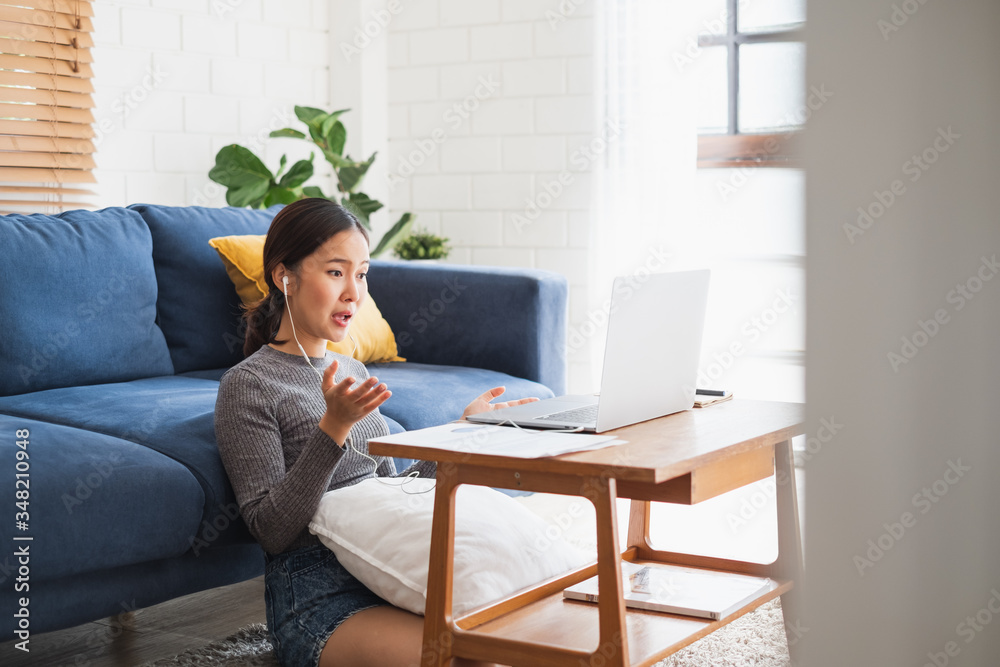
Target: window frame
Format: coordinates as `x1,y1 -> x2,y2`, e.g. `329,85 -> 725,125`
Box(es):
696,0 -> 804,168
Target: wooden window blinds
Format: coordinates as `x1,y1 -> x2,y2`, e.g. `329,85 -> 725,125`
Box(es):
0,0 -> 95,214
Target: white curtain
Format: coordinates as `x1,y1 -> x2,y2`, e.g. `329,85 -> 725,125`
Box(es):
586,0 -> 701,388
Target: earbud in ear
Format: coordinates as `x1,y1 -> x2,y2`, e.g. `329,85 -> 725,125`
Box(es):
282,275 -> 289,296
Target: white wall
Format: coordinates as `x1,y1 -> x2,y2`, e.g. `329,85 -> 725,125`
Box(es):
805,0 -> 1000,664
90,0 -> 330,207
383,0 -> 597,390
89,0 -> 602,390
88,0 -> 802,400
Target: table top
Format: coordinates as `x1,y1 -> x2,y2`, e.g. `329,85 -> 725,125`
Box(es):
369,399 -> 804,485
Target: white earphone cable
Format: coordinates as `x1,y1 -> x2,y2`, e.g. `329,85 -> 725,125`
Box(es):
283,278 -> 430,494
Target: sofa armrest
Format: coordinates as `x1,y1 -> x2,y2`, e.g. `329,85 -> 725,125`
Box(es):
368,260 -> 567,395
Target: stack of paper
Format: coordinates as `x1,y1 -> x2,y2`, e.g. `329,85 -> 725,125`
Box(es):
371,423 -> 625,458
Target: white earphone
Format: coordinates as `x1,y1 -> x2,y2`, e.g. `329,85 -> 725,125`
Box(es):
280,274 -> 321,382
281,273 -> 358,363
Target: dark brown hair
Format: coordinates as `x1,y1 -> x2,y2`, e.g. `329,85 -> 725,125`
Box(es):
242,198 -> 369,357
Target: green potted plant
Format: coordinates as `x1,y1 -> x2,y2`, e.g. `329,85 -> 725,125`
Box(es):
392,228 -> 451,261
208,106 -> 413,257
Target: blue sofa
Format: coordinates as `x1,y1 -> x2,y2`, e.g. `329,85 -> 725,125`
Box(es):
0,204 -> 567,641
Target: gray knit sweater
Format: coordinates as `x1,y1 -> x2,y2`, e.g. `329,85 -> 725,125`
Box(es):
214,344 -> 436,555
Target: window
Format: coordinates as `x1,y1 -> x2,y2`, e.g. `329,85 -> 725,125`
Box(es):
595,0 -> 805,406
695,0 -> 805,168
0,1 -> 96,214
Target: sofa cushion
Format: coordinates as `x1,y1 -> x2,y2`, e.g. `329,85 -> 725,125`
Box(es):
365,362 -> 555,431
0,415 -> 204,582
129,204 -> 282,373
0,376 -> 233,533
0,208 -> 174,397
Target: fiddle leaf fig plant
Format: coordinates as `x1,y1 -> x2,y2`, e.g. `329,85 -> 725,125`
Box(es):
208,106 -> 413,257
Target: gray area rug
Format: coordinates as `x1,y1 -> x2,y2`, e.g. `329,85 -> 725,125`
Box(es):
138,598 -> 789,666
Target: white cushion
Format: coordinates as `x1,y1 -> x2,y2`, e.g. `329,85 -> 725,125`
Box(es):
308,477 -> 589,617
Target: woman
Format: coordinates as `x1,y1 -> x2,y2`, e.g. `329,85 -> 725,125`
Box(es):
214,198 -> 532,666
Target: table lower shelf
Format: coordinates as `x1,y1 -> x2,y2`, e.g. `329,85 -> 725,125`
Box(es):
457,572 -> 792,667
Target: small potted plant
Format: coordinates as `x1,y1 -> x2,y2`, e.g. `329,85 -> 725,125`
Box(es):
392,228 -> 451,261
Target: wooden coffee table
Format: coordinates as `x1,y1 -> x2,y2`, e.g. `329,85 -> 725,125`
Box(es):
368,399 -> 805,666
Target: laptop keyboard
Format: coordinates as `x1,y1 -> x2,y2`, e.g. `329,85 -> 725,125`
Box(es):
536,404 -> 599,424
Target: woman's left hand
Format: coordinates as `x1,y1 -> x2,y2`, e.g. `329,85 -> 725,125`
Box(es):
461,386 -> 539,420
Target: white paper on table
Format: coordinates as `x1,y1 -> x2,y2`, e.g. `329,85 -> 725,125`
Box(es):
371,423 -> 626,458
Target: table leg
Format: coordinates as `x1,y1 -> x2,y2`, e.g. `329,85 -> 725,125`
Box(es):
422,464 -> 459,667
626,498 -> 651,552
772,438 -> 804,663
586,476 -> 630,667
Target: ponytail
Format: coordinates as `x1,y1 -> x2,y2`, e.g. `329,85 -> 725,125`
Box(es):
242,289 -> 286,358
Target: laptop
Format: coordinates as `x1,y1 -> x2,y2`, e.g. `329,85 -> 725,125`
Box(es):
466,269 -> 711,433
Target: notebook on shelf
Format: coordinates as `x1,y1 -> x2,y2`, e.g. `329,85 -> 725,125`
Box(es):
693,391 -> 733,408
562,560 -> 774,621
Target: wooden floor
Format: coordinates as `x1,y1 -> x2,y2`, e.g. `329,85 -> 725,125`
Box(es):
0,575 -> 266,667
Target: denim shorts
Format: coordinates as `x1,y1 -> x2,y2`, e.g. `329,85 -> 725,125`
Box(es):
264,543 -> 388,667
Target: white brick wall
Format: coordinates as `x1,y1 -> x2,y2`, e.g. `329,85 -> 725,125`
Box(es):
470,24 -> 532,61
88,0 -> 601,392
387,0 -> 599,392
92,0 -> 329,206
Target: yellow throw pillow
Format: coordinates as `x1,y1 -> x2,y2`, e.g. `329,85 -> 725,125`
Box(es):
208,234 -> 404,363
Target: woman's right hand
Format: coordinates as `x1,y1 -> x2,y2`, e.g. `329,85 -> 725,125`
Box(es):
318,360 -> 392,447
